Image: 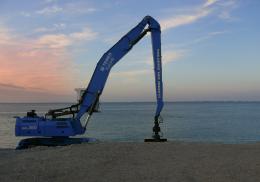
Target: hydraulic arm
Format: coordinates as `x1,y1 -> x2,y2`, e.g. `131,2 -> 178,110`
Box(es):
76,15 -> 165,140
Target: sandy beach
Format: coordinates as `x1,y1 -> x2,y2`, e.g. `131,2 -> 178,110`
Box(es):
1,142 -> 260,182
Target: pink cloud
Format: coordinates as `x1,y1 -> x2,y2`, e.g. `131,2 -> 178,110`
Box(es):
0,26 -> 77,102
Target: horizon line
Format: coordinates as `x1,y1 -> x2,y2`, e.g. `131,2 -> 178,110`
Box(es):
1,101 -> 260,104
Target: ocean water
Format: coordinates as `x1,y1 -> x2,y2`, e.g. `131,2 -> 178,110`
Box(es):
1,102 -> 260,148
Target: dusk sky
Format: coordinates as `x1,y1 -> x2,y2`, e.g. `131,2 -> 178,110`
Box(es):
0,0 -> 259,102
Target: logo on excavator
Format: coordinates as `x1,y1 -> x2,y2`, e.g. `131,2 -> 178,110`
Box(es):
100,52 -> 115,72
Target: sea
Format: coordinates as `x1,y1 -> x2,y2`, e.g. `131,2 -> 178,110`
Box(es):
1,102 -> 260,149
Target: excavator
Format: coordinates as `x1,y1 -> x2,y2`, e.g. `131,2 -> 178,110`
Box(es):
15,16 -> 167,149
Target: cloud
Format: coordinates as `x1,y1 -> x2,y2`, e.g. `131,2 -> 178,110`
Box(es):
0,82 -> 45,91
0,83 -> 25,90
34,27 -> 54,33
145,50 -> 185,66
108,69 -> 153,90
106,49 -> 184,84
160,0 -> 238,31
36,5 -> 63,15
111,69 -> 151,77
36,27 -> 97,49
219,11 -> 231,20
203,0 -> 219,7
20,11 -> 31,17
70,27 -> 97,40
175,31 -> 229,48
0,26 -> 12,44
109,50 -> 184,83
36,3 -> 97,16
44,0 -> 58,3
161,10 -> 210,31
0,24 -> 78,97
34,23 -> 66,33
209,31 -> 229,36
163,50 -> 185,64
217,0 -> 238,21
37,34 -> 71,49
64,3 -> 97,14
0,23 -> 98,100
0,83 -> 74,103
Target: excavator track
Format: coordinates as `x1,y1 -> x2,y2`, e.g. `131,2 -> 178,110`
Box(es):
16,137 -> 98,150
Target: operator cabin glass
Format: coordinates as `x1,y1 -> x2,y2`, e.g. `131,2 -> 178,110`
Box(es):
75,88 -> 85,102
75,88 -> 86,126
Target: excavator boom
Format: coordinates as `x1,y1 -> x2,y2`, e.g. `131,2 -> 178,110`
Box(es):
76,16 -> 164,121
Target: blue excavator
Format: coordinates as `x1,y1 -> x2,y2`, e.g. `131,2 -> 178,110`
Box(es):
15,16 -> 167,149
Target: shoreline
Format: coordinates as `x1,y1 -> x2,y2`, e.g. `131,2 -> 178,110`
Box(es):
1,141 -> 260,182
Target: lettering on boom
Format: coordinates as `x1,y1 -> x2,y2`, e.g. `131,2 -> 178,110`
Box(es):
100,52 -> 115,72
21,125 -> 37,130
156,48 -> 161,99
157,48 -> 161,71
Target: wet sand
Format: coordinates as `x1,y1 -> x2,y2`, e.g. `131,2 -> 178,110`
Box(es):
1,142 -> 260,182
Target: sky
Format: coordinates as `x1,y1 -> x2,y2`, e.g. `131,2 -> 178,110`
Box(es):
0,0 -> 259,102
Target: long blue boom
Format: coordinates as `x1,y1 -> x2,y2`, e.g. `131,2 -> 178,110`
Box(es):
77,15 -> 164,120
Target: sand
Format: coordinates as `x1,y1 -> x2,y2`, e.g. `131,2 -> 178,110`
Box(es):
1,142 -> 260,182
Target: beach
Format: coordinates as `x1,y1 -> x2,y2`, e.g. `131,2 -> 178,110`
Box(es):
1,142 -> 260,182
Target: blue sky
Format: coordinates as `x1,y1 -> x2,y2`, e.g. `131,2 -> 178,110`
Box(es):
0,0 -> 259,102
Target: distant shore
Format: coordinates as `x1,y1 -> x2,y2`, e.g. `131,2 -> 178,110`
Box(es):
1,142 -> 260,182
